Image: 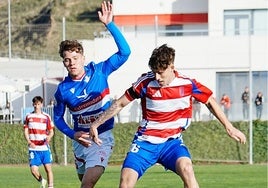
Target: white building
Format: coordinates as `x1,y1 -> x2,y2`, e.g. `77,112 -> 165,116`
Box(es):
0,0 -> 267,122
101,0 -> 268,122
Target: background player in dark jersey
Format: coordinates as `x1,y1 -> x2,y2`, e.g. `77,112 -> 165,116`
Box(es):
89,44 -> 246,188
53,1 -> 131,188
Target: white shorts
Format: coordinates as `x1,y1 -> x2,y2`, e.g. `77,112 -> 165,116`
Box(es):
73,130 -> 114,174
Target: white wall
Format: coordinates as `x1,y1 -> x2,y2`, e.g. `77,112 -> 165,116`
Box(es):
113,0 -> 208,15
83,35 -> 267,95
209,0 -> 268,36
0,34 -> 267,122
82,34 -> 267,122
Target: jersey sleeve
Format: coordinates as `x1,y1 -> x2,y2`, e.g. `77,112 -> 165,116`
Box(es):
125,72 -> 152,100
191,79 -> 213,103
96,21 -> 131,76
53,86 -> 76,139
23,115 -> 29,129
45,114 -> 54,130
125,87 -> 139,101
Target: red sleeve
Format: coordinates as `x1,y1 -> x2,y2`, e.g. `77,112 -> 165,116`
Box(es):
191,79 -> 213,103
45,114 -> 54,130
125,87 -> 137,101
23,115 -> 29,129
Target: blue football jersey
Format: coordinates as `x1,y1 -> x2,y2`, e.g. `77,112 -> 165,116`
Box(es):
54,22 -> 131,139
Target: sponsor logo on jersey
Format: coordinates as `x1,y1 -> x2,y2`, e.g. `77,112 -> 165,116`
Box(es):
77,112 -> 102,128
77,89 -> 89,99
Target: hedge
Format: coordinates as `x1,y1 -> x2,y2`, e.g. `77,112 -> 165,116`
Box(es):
0,120 -> 266,164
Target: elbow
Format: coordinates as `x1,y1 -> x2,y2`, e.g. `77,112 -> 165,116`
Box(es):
117,53 -> 131,65
122,50 -> 131,59
126,48 -> 131,56
121,46 -> 131,57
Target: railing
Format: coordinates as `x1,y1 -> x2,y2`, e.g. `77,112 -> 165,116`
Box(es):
0,51 -> 59,61
0,108 -> 14,123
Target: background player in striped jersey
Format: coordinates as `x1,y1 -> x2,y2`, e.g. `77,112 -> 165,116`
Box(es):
89,44 -> 246,188
53,1 -> 131,188
24,96 -> 54,188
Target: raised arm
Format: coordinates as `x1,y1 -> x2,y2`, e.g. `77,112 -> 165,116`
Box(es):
206,96 -> 246,144
97,1 -> 131,74
90,94 -> 131,145
98,1 -> 113,25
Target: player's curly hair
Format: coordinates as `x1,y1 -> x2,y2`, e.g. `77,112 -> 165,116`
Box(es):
148,44 -> 175,71
59,40 -> 84,58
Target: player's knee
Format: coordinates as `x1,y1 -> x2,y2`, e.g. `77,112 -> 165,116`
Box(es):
30,167 -> 38,175
176,158 -> 194,177
119,173 -> 137,188
119,181 -> 130,188
181,163 -> 194,176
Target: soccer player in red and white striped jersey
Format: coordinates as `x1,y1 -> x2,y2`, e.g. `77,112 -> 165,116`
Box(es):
24,96 -> 54,188
90,44 -> 246,188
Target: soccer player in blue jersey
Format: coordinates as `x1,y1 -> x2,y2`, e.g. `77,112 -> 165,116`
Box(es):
53,1 -> 131,188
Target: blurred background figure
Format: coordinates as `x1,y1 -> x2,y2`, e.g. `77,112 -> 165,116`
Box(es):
220,94 -> 231,118
241,86 -> 249,120
255,92 -> 263,119
47,99 -> 55,108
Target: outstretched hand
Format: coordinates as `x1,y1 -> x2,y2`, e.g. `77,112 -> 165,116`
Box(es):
89,125 -> 103,146
98,1 -> 113,25
74,131 -> 91,147
226,126 -> 246,144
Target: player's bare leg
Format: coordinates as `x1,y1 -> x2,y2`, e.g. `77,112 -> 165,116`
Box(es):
176,157 -> 199,188
44,163 -> 54,188
30,165 -> 47,187
30,165 -> 42,181
81,166 -> 104,188
119,168 -> 139,188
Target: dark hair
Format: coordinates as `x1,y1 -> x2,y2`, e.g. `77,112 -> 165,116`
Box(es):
148,44 -> 175,71
32,96 -> 43,103
59,40 -> 84,58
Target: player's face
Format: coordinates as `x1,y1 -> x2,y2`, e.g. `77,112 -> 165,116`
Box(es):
153,64 -> 175,87
33,101 -> 43,112
63,50 -> 85,79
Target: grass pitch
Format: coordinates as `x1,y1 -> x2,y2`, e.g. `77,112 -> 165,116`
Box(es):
0,164 -> 266,188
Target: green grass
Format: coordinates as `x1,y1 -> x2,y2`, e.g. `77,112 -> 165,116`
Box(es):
0,164 -> 266,188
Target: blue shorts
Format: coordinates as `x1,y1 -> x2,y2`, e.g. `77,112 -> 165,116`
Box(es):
28,150 -> 53,167
122,137 -> 191,178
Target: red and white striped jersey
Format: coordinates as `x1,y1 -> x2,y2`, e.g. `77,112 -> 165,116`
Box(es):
125,70 -> 213,144
24,112 -> 54,151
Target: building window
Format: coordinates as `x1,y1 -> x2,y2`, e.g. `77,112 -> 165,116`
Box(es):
224,9 -> 268,36
253,9 -> 268,35
216,71 -> 267,121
